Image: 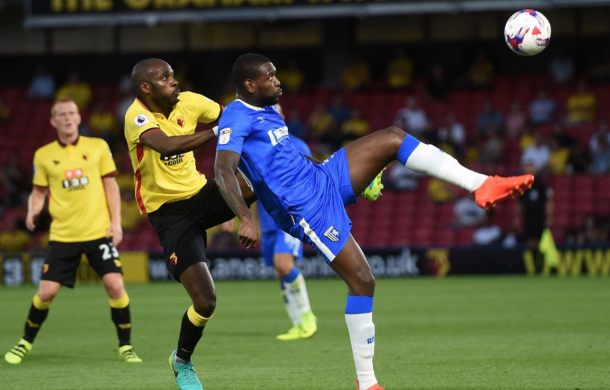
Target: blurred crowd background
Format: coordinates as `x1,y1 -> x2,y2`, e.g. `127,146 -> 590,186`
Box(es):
1,2 -> 610,254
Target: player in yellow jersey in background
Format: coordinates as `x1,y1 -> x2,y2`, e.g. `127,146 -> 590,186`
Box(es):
125,59 -> 256,390
4,99 -> 142,365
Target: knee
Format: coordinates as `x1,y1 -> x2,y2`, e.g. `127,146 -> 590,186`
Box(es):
192,291 -> 216,317
275,262 -> 293,277
104,279 -> 125,299
106,284 -> 125,299
382,126 -> 407,152
349,269 -> 376,296
384,126 -> 407,139
37,287 -> 58,302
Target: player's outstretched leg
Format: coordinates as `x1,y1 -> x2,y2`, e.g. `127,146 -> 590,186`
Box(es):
274,253 -> 317,340
102,273 -> 142,363
170,263 -> 216,390
344,126 -> 533,209
330,236 -> 382,390
4,281 -> 60,365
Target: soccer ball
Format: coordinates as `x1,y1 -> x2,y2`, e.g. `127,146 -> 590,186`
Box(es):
504,9 -> 551,56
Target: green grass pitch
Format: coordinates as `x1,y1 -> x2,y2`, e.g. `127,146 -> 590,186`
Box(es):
1,276 -> 608,390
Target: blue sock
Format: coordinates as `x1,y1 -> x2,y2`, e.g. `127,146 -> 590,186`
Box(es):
282,267 -> 300,284
396,134 -> 421,166
345,295 -> 374,314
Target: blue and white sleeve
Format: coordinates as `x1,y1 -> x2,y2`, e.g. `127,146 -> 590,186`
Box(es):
216,112 -> 251,155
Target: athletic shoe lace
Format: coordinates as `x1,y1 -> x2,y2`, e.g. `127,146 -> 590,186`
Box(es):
183,363 -> 200,385
122,348 -> 138,360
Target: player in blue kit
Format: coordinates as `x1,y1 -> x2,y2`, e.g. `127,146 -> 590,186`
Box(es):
258,133 -> 318,341
215,54 -> 534,390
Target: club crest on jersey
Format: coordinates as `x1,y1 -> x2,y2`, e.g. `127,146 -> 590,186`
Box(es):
170,252 -> 178,266
324,226 -> 340,242
177,117 -> 185,127
219,128 -> 232,145
134,114 -> 149,128
42,264 -> 49,274
267,126 -> 289,146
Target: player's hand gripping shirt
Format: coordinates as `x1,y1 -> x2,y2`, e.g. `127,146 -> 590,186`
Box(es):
124,92 -> 221,214
32,137 -> 118,242
257,135 -> 312,235
217,100 -> 324,232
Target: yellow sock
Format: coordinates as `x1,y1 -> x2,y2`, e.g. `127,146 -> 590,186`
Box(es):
109,293 -> 130,309
33,294 -> 52,310
187,306 -> 212,327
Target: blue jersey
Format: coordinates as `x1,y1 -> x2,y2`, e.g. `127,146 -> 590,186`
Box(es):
258,135 -> 312,235
217,100 -> 322,232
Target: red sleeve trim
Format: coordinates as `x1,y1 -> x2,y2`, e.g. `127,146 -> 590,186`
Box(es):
102,170 -> 119,178
139,127 -> 162,143
205,104 -> 224,125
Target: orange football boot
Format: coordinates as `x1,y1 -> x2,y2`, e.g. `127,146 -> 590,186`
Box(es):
356,379 -> 384,390
474,175 -> 534,209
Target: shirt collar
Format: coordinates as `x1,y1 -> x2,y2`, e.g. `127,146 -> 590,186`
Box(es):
57,135 -> 79,147
135,97 -> 180,116
235,99 -> 265,111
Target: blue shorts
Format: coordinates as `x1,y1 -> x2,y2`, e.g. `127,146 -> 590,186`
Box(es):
287,148 -> 355,265
319,148 -> 358,208
261,228 -> 303,267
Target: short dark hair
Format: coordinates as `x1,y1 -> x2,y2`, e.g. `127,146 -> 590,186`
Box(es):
232,53 -> 271,92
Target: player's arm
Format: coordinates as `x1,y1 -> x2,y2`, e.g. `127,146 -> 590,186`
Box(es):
215,150 -> 258,250
103,176 -> 123,247
26,186 -> 47,231
141,128 -> 216,156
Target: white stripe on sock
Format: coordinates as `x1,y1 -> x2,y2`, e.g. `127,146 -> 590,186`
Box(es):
404,143 -> 487,192
346,312 -> 377,390
287,273 -> 311,314
282,283 -> 302,325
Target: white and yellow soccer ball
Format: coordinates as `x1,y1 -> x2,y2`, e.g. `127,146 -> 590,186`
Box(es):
504,9 -> 551,56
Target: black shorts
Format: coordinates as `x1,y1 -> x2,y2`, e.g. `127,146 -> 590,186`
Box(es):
41,237 -> 122,288
147,180 -> 236,282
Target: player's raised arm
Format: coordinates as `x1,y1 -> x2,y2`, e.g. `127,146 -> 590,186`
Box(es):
141,127 -> 216,156
215,150 -> 258,249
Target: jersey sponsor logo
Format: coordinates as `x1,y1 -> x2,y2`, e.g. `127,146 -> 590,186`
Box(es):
257,116 -> 265,123
62,169 -> 89,191
367,335 -> 375,344
170,252 -> 178,266
134,113 -> 150,128
267,126 -> 288,146
324,226 -> 340,242
160,153 -> 185,166
219,128 -> 231,145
